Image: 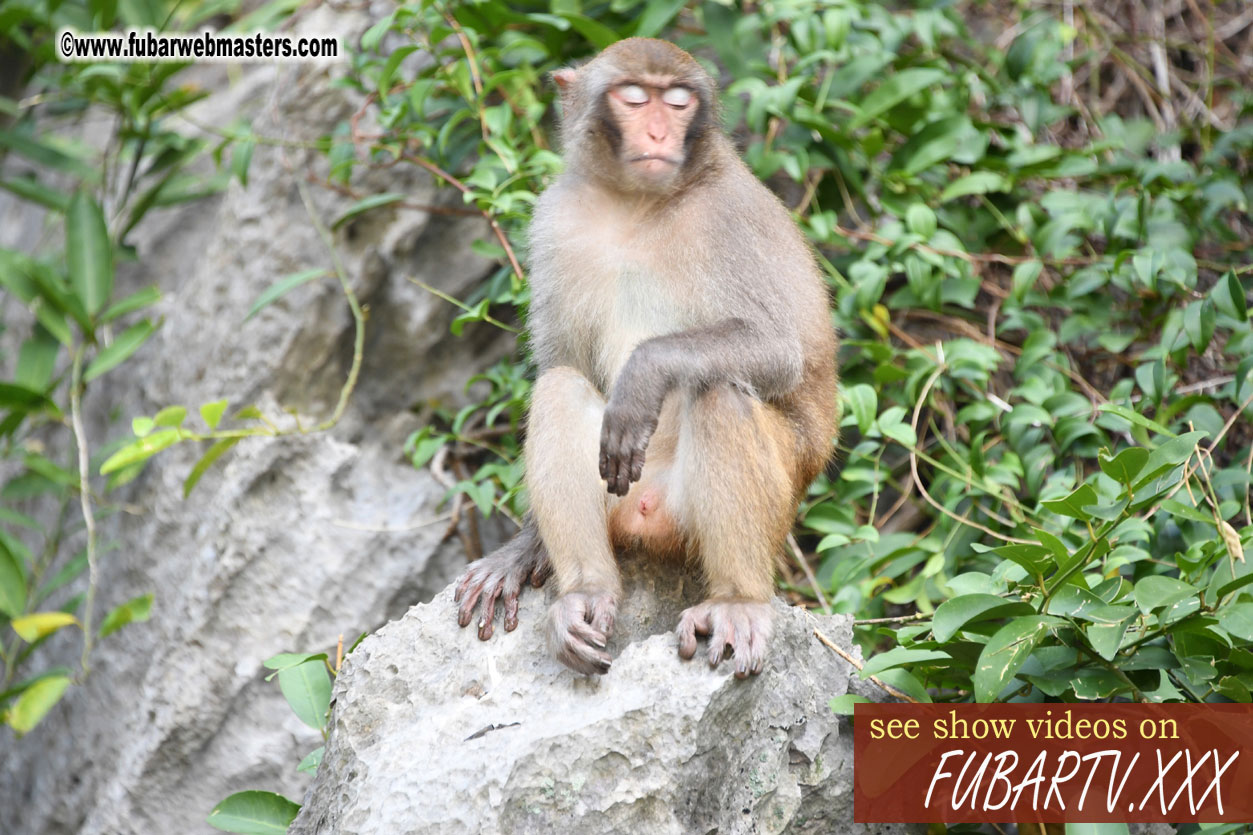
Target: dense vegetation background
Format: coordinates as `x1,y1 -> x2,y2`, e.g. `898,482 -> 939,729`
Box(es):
1,0 -> 1251,831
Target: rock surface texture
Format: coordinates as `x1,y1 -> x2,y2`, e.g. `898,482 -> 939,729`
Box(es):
292,558 -> 916,835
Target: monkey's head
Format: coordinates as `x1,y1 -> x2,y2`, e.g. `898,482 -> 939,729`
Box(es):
553,38 -> 718,195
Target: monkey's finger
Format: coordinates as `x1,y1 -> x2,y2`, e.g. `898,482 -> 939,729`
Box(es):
530,558 -> 552,588
569,618 -> 608,650
457,583 -> 485,628
477,586 -> 499,640
557,639 -> 612,675
504,592 -> 520,632
590,598 -> 616,639
707,612 -> 738,667
628,444 -> 646,484
676,607 -> 710,660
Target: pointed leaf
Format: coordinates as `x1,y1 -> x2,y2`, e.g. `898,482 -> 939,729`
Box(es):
206,791 -> 300,835
200,399 -> 229,430
277,658 -> 332,730
84,319 -> 156,382
99,428 -> 181,475
932,593 -> 1036,642
66,190 -> 114,317
183,437 -> 241,498
11,611 -> 78,642
974,616 -> 1061,702
245,269 -> 327,322
98,593 -> 153,637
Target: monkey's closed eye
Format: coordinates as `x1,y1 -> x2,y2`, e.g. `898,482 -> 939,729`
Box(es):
617,84 -> 649,105
661,87 -> 692,108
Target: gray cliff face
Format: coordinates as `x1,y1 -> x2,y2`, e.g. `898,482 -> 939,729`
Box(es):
0,5 -> 511,833
292,557 -> 915,835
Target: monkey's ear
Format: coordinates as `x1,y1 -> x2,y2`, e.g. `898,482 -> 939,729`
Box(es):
552,68 -> 578,91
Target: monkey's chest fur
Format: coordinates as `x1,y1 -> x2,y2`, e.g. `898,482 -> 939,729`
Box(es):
545,200 -> 712,394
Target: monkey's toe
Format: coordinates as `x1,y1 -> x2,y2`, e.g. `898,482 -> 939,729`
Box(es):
548,591 -> 618,675
675,599 -> 774,677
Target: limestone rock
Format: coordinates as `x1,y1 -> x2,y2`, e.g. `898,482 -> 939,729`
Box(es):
292,558 -> 918,835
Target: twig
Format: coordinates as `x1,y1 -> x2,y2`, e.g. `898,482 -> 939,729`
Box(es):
787,534 -> 830,614
70,346 -> 98,677
813,627 -> 920,704
854,612 -> 930,625
328,512 -> 453,533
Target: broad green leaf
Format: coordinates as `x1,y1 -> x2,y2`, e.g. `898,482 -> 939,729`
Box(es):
974,616 -> 1061,702
277,658 -> 332,730
0,176 -> 71,212
330,192 -> 405,231
11,611 -> 78,642
1134,575 -> 1197,614
940,171 -> 1010,203
1159,499 -> 1213,524
1133,431 -> 1206,490
200,399 -> 229,430
98,593 -> 153,637
932,594 -> 1035,642
1096,403 -> 1173,437
843,384 -> 876,434
860,646 -> 951,677
206,791 -> 300,835
245,269 -> 327,322
262,652 -> 328,672
633,0 -> 686,38
850,68 -> 947,128
1098,447 -> 1149,486
132,417 -> 155,437
0,382 -> 58,415
84,320 -> 157,382
889,116 -> 972,175
5,675 -> 71,736
1041,484 -> 1098,520
66,190 -> 114,317
0,542 -> 26,618
1210,271 -> 1247,321
153,406 -> 187,428
99,428 -> 181,475
183,437 -> 242,498
1086,617 -> 1132,661
873,668 -> 933,703
296,745 -> 324,774
1220,603 -> 1253,642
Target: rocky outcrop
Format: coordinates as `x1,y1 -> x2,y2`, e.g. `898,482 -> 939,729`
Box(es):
291,557 -> 913,835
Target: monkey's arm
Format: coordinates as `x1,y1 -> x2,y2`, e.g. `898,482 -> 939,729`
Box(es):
599,318 -> 804,494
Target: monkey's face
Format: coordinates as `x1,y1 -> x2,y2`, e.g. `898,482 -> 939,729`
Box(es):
599,77 -> 701,192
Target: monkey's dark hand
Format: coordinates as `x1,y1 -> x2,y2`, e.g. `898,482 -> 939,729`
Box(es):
676,599 -> 774,678
455,535 -> 551,640
600,354 -> 667,496
548,591 -> 617,675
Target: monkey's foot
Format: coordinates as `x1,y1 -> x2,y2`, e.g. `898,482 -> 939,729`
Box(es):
454,543 -> 552,640
547,591 -> 617,675
676,599 -> 774,678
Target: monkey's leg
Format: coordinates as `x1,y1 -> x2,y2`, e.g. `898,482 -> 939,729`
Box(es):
527,366 -> 622,674
455,517 -> 552,640
673,385 -> 796,678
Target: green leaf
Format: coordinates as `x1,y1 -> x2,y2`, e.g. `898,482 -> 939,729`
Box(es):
98,593 -> 153,637
11,611 -> 78,642
132,417 -> 155,437
245,269 -> 327,322
263,652 -> 328,672
1134,575 -> 1198,614
297,745 -> 324,774
1210,271 -> 1247,321
0,176 -> 71,212
99,428 -> 182,475
65,190 -> 114,317
206,791 -> 300,835
843,384 -> 876,434
200,400 -> 229,430
932,594 -> 1036,642
1220,603 -> 1253,642
5,675 -> 71,736
940,171 -> 1011,203
1183,299 -> 1216,353
183,437 -> 242,498
277,658 -> 332,730
1096,403 -> 1173,437
633,0 -> 686,38
330,192 -> 405,231
1041,483 -> 1098,520
1098,447 -> 1149,487
849,68 -> 947,128
860,647 -> 951,677
828,694 -> 871,715
905,203 -> 937,239
153,406 -> 187,428
974,616 -> 1060,702
84,320 -> 157,382
0,541 -> 26,618
1086,616 -> 1132,661
0,382 -> 58,415
102,286 -> 161,322
890,116 -> 972,176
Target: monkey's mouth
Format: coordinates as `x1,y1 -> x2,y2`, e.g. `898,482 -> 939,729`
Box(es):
629,154 -> 681,167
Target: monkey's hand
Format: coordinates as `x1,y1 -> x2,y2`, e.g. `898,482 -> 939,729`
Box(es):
676,599 -> 774,678
455,535 -> 552,640
547,591 -> 617,675
600,355 -> 667,496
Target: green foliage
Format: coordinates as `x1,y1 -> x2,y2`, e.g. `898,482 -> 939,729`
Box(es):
346,0 -> 1252,709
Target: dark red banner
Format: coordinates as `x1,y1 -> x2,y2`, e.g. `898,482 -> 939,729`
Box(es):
854,703 -> 1253,823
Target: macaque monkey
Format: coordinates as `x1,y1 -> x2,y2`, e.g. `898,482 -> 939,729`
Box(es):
455,38 -> 838,677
